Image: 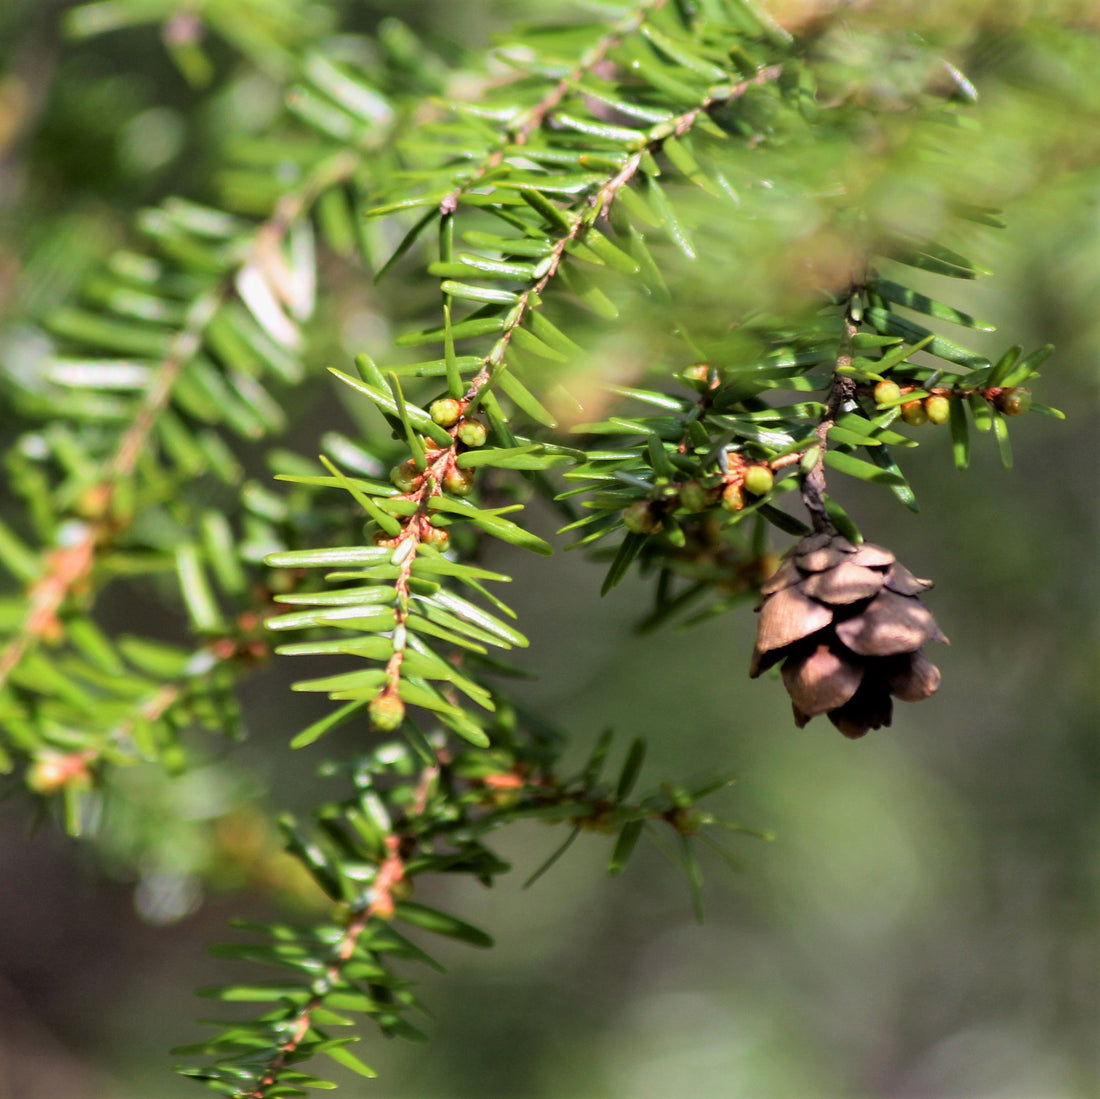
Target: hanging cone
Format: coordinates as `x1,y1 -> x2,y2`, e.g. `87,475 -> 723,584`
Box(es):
750,531 -> 947,737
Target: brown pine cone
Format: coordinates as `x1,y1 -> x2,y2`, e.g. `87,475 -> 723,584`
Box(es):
750,532 -> 947,738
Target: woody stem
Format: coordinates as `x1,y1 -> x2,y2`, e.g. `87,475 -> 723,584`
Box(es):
802,305 -> 859,532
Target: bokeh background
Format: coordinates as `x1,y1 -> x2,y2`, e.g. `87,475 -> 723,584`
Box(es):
0,2 -> 1096,1097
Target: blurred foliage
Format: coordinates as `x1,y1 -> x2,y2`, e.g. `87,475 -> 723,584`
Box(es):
0,0 -> 1096,1096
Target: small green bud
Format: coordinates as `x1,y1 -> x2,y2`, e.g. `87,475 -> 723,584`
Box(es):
443,466 -> 476,496
622,500 -> 662,535
422,524 -> 451,547
924,395 -> 951,425
900,399 -> 928,426
457,420 -> 488,447
873,379 -> 902,405
720,483 -> 744,513
429,397 -> 464,427
369,692 -> 405,732
998,387 -> 1032,416
743,465 -> 774,496
678,480 -> 711,513
390,460 -> 419,492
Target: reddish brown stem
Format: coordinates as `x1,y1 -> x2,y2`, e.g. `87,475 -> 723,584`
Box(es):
802,311 -> 859,532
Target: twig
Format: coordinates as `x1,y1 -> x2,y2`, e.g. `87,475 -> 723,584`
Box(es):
801,308 -> 859,531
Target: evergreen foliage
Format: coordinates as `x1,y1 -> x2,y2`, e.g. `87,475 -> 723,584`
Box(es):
0,1 -> 1088,1094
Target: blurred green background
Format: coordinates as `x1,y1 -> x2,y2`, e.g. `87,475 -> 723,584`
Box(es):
0,2 -> 1096,1097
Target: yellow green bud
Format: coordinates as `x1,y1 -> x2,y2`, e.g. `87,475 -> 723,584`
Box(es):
873,379 -> 902,405
443,466 -> 476,496
901,399 -> 928,426
429,397 -> 465,427
457,420 -> 488,447
369,692 -> 405,732
721,483 -> 744,513
390,460 -> 419,492
924,395 -> 951,425
678,480 -> 711,513
998,387 -> 1032,416
422,525 -> 451,547
743,466 -> 774,496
